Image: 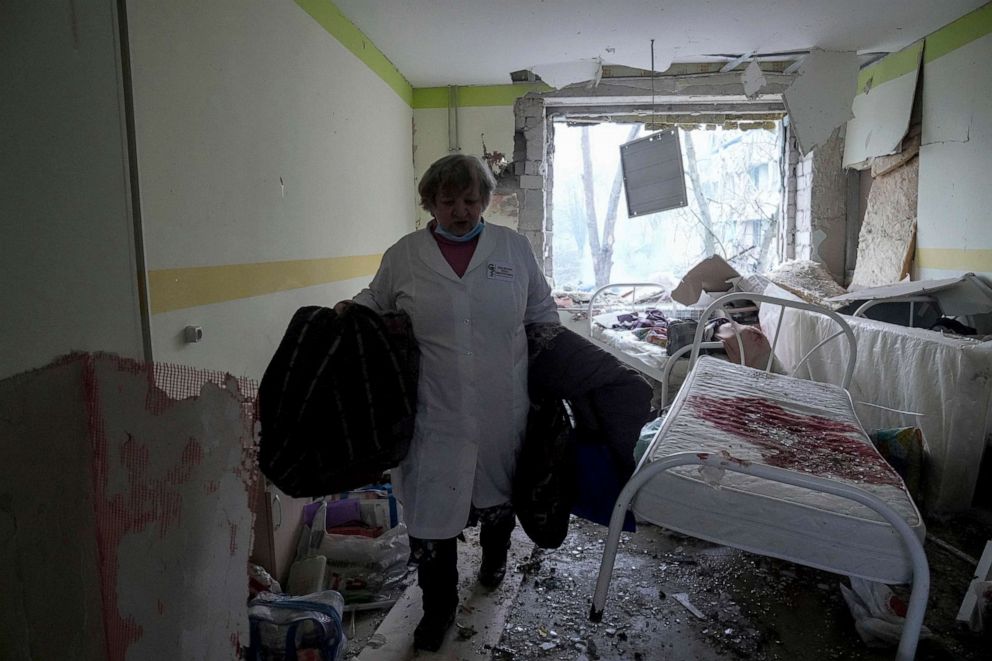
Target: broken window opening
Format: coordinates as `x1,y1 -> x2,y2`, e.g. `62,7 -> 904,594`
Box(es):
550,118 -> 785,291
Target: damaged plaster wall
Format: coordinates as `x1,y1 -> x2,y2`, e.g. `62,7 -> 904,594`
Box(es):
849,139 -> 920,290
129,0 -> 413,378
916,7 -> 992,280
510,95 -> 554,273
507,70 -> 795,279
0,354 -> 256,660
780,123 -> 801,262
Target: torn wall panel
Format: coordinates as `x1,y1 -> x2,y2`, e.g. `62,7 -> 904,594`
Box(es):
843,41 -> 924,168
849,156 -> 920,290
0,354 -> 257,661
782,50 -> 859,155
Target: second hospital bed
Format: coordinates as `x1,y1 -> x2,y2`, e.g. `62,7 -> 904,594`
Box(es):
589,292 -> 929,661
573,282 -> 728,407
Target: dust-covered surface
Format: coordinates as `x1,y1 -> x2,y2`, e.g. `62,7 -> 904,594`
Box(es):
850,156 -> 919,291
344,606 -> 394,658
765,259 -> 847,307
496,513 -> 992,660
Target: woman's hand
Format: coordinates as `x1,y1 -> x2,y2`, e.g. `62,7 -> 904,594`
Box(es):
333,300 -> 354,315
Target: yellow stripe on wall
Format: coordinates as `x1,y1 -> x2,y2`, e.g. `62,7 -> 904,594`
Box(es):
857,4 -> 992,91
916,248 -> 992,272
148,254 -> 382,314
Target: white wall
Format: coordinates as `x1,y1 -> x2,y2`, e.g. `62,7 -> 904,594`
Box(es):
0,0 -> 146,379
917,30 -> 992,279
413,104 -> 516,227
127,0 -> 415,377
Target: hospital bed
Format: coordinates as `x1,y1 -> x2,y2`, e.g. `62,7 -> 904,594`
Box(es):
570,282 -> 724,407
589,292 -> 929,661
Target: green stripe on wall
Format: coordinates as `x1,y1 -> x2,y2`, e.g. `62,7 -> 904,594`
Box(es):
412,83 -> 552,109
294,0 -> 413,105
856,3 -> 992,92
924,2 -> 992,63
148,254 -> 382,314
856,41 -> 924,91
916,248 -> 992,272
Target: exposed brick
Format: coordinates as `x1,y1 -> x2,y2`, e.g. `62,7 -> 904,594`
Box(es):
524,125 -> 546,145
523,160 -> 545,176
519,174 -> 544,190
521,189 -> 545,212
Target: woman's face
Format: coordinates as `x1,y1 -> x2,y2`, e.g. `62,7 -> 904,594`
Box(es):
432,179 -> 484,236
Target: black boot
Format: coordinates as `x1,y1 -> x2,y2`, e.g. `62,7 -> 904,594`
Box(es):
478,509 -> 515,588
413,537 -> 458,652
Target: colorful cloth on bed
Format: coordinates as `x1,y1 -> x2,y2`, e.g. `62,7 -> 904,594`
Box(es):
614,309 -> 670,347
632,326 -> 668,347
613,308 -> 668,330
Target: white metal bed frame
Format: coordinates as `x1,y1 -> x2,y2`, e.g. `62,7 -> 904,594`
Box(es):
584,282 -> 722,407
589,292 -> 930,661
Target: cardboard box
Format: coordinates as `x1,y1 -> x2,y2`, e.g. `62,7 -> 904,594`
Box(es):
671,255 -> 741,306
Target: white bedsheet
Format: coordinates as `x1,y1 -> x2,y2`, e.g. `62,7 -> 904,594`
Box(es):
559,311 -> 690,387
635,356 -> 924,584
759,283 -> 992,513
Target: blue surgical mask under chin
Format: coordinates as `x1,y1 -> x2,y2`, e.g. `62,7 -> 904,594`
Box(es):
434,219 -> 485,242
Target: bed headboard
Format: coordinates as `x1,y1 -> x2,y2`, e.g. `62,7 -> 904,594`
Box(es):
687,292 -> 859,390
585,282 -> 668,336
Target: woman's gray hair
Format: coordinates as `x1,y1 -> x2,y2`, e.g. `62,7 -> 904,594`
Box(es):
418,154 -> 497,212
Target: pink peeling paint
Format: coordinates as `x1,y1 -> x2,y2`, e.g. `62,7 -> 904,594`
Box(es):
85,357 -> 143,660
45,353 -> 261,661
84,356 -> 210,661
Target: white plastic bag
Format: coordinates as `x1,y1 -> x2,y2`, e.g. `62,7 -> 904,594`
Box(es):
839,577 -> 930,648
302,501 -> 410,602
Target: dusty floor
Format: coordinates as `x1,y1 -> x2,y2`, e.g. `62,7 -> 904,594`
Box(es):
346,510 -> 991,660
497,514 -> 990,660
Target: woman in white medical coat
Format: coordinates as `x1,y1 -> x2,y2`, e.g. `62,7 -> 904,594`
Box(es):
338,154 -> 559,651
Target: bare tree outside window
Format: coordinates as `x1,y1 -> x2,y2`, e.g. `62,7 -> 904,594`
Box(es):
551,121 -> 783,291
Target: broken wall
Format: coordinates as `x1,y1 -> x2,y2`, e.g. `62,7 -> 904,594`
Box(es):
0,354 -> 257,660
793,127 -> 849,283
508,70 -> 795,279
916,4 -> 992,280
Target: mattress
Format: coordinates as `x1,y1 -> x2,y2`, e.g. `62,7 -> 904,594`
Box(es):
760,282 -> 992,513
634,356 -> 924,584
588,323 -> 687,384
557,309 -> 688,386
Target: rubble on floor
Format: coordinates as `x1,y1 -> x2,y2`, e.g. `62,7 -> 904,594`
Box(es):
499,514 -> 991,660
345,511 -> 991,659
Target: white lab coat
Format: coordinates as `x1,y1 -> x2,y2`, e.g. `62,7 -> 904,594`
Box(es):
353,222 -> 558,539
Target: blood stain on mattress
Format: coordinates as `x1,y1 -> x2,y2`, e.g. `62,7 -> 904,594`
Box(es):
686,395 -> 902,486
